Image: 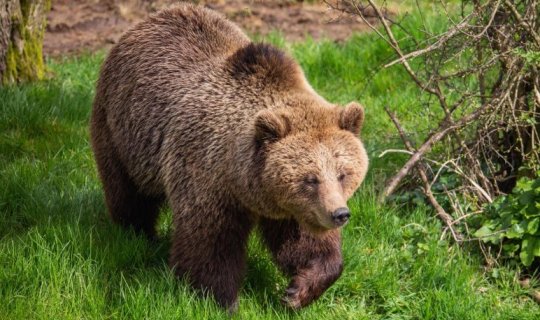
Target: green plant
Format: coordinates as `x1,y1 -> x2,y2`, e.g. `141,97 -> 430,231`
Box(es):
474,174 -> 540,267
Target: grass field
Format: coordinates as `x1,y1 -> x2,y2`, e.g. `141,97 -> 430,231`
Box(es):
2,10 -> 540,320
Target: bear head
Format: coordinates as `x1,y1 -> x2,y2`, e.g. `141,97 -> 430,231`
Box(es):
254,101 -> 369,233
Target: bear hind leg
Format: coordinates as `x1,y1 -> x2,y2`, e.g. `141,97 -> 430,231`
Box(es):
100,159 -> 162,238
92,124 -> 162,239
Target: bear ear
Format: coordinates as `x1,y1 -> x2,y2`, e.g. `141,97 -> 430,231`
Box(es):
254,110 -> 291,144
339,102 -> 365,135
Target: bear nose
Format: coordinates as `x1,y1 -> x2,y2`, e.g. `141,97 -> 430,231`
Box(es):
332,207 -> 350,226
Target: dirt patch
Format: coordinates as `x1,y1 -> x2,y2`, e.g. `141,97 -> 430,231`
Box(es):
44,0 -> 379,57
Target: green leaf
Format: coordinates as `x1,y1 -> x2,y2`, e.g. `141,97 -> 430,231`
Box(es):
525,202 -> 540,218
417,242 -> 429,251
516,178 -> 533,192
518,191 -> 535,206
474,225 -> 493,239
533,173 -> 540,188
527,218 -> 539,234
520,238 -> 533,266
503,243 -> 519,255
520,236 -> 540,266
531,238 -> 540,257
506,223 -> 525,239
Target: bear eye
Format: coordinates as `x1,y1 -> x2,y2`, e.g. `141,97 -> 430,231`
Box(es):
304,175 -> 320,185
338,173 -> 346,182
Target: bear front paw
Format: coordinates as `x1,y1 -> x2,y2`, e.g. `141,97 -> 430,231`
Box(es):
281,283 -> 306,309
281,275 -> 320,309
281,259 -> 343,309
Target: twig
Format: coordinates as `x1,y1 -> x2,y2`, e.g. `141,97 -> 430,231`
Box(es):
328,0 -> 539,263
534,82 -> 540,106
384,18 -> 470,68
366,1 -> 493,198
365,0 -> 441,96
384,106 -> 463,242
379,151 -> 491,202
450,211 -> 482,225
378,149 -> 414,157
503,0 -> 540,47
381,98 -> 495,200
435,159 -> 494,203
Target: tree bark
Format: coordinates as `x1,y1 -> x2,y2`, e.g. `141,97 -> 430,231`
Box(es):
0,0 -> 51,85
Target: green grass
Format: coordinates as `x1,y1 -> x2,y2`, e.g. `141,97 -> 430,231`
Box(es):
2,19 -> 540,320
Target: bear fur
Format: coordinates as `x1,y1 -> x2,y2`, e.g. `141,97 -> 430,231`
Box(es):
90,4 -> 368,310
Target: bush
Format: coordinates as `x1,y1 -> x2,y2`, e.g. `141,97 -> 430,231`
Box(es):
474,173 -> 540,267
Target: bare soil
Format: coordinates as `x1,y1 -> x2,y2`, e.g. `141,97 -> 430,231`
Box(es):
44,0 -> 378,57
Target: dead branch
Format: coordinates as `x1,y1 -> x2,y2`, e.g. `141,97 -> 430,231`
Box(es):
381,97 -> 496,200
384,106 -> 463,242
364,0 -> 498,200
503,0 -> 540,46
366,0 -> 442,96
384,18 -> 472,68
331,0 -> 539,266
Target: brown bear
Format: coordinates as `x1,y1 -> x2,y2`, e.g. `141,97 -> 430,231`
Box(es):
90,3 -> 368,311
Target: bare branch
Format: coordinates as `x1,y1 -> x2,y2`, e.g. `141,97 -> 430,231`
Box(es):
384,106 -> 463,242
331,0 -> 539,259
381,97 -> 497,200
366,0 -> 441,96
503,0 -> 540,46
384,18 -> 471,68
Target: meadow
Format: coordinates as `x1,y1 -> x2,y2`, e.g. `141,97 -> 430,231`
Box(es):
1,9 -> 540,320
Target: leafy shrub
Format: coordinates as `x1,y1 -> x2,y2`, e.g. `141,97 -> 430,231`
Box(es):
474,174 -> 540,267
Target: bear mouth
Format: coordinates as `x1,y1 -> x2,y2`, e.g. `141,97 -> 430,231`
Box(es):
300,215 -> 339,234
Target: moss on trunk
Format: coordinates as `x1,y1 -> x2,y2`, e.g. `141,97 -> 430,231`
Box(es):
1,0 -> 51,85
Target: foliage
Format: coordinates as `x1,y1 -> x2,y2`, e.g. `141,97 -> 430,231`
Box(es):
514,49 -> 540,66
474,174 -> 540,267
337,0 -> 540,271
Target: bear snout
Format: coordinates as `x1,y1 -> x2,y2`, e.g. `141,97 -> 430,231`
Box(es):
331,207 -> 350,226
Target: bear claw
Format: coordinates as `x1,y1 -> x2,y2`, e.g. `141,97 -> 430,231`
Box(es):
227,300 -> 239,314
285,287 -> 298,295
281,285 -> 306,310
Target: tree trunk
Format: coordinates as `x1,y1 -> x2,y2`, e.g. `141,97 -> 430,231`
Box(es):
0,0 -> 51,85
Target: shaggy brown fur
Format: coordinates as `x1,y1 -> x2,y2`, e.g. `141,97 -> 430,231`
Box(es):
90,4 -> 368,311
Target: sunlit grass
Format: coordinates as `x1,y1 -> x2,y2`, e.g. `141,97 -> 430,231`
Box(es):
1,11 -> 539,319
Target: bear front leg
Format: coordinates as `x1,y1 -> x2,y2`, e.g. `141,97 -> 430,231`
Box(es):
259,218 -> 343,309
168,201 -> 253,311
